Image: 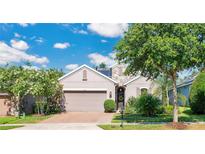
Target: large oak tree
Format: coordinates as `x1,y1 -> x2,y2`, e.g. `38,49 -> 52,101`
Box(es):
115,23 -> 205,122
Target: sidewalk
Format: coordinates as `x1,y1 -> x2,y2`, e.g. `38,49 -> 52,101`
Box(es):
0,123 -> 102,130
1,121 -> 205,130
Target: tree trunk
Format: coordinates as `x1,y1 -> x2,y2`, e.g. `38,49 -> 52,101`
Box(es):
162,75 -> 169,106
172,73 -> 178,123
165,86 -> 169,106
162,86 -> 166,105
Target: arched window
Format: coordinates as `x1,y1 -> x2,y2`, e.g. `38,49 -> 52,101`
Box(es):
82,70 -> 87,81
141,88 -> 148,95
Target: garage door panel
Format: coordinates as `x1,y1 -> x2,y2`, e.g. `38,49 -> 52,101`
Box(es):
64,91 -> 106,112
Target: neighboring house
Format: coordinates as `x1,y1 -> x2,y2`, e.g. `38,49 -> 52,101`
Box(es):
168,77 -> 195,106
0,93 -> 35,116
0,93 -> 10,116
59,64 -> 155,112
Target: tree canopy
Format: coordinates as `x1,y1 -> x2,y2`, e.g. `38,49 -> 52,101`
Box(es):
115,23 -> 205,122
0,65 -> 64,115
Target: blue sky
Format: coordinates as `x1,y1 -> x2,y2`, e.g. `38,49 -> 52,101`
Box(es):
0,23 -> 129,72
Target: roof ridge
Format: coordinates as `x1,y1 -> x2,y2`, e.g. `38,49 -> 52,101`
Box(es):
58,64 -> 118,84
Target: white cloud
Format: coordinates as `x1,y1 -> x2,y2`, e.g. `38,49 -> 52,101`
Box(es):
42,64 -> 47,68
65,64 -> 79,71
87,23 -> 128,38
73,29 -> 88,35
88,52 -> 115,66
35,37 -> 44,43
14,33 -> 26,39
53,42 -> 70,49
10,39 -> 29,51
14,33 -> 21,38
18,23 -> 36,27
74,29 -> 88,35
23,65 -> 39,70
101,39 -> 107,43
18,23 -> 29,27
30,36 -> 36,40
0,42 -> 49,65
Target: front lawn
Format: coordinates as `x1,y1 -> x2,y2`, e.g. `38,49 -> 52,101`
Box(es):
0,125 -> 23,130
99,123 -> 205,130
112,107 -> 205,123
0,115 -> 51,124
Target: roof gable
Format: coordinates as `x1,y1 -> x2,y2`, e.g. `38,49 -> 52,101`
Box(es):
58,64 -> 118,84
123,75 -> 141,86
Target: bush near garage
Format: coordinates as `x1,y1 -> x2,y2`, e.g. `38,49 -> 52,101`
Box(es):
104,99 -> 116,112
190,71 -> 205,114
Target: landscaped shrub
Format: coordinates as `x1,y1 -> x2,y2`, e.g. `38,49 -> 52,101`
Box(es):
43,101 -> 62,115
190,90 -> 205,114
136,94 -> 162,116
164,105 -> 174,114
190,71 -> 205,114
104,99 -> 116,112
34,101 -> 46,114
125,97 -> 138,114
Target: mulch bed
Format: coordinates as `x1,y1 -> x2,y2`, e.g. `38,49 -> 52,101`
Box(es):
166,122 -> 188,129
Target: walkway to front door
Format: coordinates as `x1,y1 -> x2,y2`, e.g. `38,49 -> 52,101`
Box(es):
40,112 -> 114,123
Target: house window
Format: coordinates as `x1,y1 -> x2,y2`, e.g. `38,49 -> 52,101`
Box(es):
82,70 -> 87,81
109,91 -> 112,98
141,88 -> 148,95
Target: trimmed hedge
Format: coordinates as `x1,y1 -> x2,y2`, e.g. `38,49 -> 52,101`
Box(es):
104,99 -> 116,112
190,71 -> 205,114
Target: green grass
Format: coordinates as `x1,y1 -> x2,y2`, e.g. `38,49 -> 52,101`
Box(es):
0,115 -> 51,124
112,107 -> 205,123
0,125 -> 23,130
99,124 -> 166,130
99,124 -> 205,130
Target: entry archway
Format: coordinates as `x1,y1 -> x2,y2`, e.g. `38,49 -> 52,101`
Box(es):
117,86 -> 125,109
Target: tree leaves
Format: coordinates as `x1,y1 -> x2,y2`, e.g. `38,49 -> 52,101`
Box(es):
115,23 -> 205,79
115,23 -> 205,122
0,66 -> 64,112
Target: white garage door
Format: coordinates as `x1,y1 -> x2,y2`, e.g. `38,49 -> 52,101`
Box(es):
64,91 -> 107,112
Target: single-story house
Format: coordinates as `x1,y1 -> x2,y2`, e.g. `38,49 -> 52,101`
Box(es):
59,64 -> 155,112
0,64 -> 155,115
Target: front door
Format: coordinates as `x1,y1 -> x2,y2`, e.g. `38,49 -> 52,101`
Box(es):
117,87 -> 125,109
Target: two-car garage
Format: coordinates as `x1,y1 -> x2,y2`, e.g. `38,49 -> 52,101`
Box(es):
64,91 -> 107,112
59,65 -> 117,112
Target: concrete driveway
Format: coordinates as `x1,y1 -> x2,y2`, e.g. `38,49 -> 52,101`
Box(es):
13,112 -> 113,130
41,112 -> 114,124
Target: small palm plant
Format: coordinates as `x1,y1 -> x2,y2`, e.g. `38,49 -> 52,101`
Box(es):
153,74 -> 172,106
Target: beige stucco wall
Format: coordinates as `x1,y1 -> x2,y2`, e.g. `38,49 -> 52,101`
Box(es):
111,64 -> 133,85
0,95 -> 10,116
124,77 -> 155,103
0,94 -> 35,116
59,66 -> 116,100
